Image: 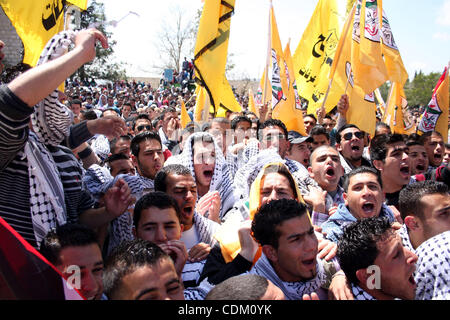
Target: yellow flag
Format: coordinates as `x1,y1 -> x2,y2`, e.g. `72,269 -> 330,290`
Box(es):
283,42 -> 307,135
256,68 -> 272,108
219,76 -> 242,113
1,0 -> 66,67
292,0 -> 347,115
66,0 -> 88,10
383,82 -> 412,134
328,2 -> 377,136
374,87 -> 386,118
180,98 -> 190,129
194,85 -> 209,123
193,0 -> 238,114
417,67 -> 449,143
248,88 -> 259,117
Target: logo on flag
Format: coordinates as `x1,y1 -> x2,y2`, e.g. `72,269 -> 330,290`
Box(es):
271,49 -> 286,108
418,95 -> 443,132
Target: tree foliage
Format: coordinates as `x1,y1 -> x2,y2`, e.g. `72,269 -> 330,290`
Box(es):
75,0 -> 127,81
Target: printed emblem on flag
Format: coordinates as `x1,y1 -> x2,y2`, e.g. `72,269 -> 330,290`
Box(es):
381,12 -> 398,50
363,0 -> 381,42
352,0 -> 362,43
418,95 -> 442,132
271,49 -> 286,108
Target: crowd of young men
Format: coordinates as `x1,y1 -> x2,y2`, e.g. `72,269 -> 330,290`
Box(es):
0,29 -> 449,301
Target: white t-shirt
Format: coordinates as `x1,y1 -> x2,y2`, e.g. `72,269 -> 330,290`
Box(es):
181,226 -> 200,251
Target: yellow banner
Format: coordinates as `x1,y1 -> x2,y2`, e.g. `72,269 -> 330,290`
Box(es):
292,0 -> 347,115
67,0 -> 88,10
180,98 -> 190,129
193,0 -> 237,115
383,82 -> 413,134
1,0 -> 66,66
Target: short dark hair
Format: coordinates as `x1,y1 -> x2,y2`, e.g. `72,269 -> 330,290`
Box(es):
445,143 -> 450,149
130,131 -> 162,157
161,107 -> 177,120
342,166 -> 383,193
105,153 -> 130,165
81,110 -> 98,120
252,199 -> 309,249
205,274 -> 269,300
39,224 -> 98,266
337,216 -> 393,285
103,239 -> 170,299
399,180 -> 448,221
369,133 -> 405,163
374,122 -> 391,136
336,124 -> 360,144
405,133 -> 423,147
231,116 -> 252,130
133,191 -> 182,228
133,113 -> 152,131
259,119 -> 288,141
419,131 -> 443,145
109,135 -> 132,154
70,99 -> 82,106
310,125 -> 330,140
304,114 -> 317,123
154,164 -> 192,192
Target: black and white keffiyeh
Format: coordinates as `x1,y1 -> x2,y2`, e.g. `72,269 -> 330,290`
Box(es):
164,132 -> 236,219
414,231 -> 450,300
351,283 -> 376,300
398,223 -> 415,253
249,253 -> 328,300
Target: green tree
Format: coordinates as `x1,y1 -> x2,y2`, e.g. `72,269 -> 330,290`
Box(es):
404,71 -> 442,107
75,0 -> 127,82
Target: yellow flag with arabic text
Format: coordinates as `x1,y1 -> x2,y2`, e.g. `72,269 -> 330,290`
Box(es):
1,0 -> 66,67
292,0 -> 347,115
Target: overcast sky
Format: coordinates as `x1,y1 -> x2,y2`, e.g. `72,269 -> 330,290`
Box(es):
93,0 -> 450,80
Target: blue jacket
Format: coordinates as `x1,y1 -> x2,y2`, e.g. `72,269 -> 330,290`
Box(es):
321,203 -> 395,243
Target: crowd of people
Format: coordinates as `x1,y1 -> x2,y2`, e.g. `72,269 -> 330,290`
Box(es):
0,28 -> 449,301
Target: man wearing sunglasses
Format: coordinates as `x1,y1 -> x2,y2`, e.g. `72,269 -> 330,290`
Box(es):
133,113 -> 153,135
336,124 -> 372,174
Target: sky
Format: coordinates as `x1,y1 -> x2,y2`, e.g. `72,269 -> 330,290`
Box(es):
93,0 -> 450,80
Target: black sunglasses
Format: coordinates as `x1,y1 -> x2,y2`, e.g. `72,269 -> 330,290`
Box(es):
343,131 -> 364,141
137,125 -> 152,131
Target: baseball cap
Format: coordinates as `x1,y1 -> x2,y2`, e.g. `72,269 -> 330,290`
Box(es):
288,130 -> 313,144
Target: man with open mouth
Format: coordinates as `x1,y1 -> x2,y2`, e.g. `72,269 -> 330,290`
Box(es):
405,136 -> 429,176
421,131 -> 445,171
371,133 -> 411,210
306,146 -> 345,226
335,124 -> 371,175
337,216 -> 418,300
321,167 -> 396,243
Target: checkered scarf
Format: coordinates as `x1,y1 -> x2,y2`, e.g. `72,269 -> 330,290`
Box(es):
250,253 -> 327,300
26,31 -> 78,246
164,132 -> 236,219
351,283 -> 376,300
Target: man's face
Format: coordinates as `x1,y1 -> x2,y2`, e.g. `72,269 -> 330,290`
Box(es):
135,119 -> 152,135
193,141 -> 216,189
261,126 -> 290,158
303,116 -> 316,134
268,214 -> 319,282
57,244 -> 104,300
70,103 -> 81,116
260,172 -> 295,206
337,128 -> 364,162
371,232 -> 418,300
322,118 -> 334,133
122,105 -> 132,118
112,259 -> 184,300
165,174 -> 197,228
135,207 -> 182,244
286,142 -> 310,167
107,97 -> 114,106
344,173 -> 384,220
376,142 -> 410,191
234,121 -> 252,144
444,147 -> 450,165
311,134 -> 329,150
109,158 -> 135,177
208,122 -> 231,154
309,147 -> 344,192
418,193 -> 450,242
162,112 -> 178,132
133,139 -> 164,179
424,134 -> 445,167
408,144 -> 429,175
113,138 -> 131,157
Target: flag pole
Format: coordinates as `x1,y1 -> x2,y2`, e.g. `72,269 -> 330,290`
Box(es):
262,0 -> 272,110
320,3 -> 356,110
